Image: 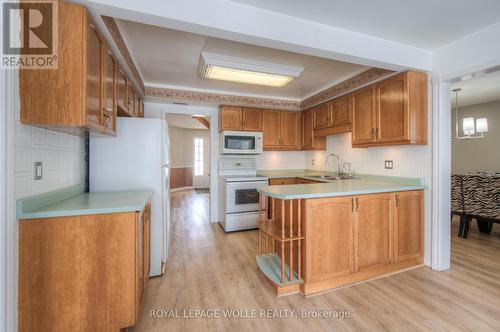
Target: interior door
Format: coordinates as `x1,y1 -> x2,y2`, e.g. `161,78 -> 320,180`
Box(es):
193,136 -> 210,189
351,86 -> 376,145
376,73 -> 409,143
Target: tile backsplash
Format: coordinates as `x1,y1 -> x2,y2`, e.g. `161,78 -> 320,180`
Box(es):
13,121 -> 86,199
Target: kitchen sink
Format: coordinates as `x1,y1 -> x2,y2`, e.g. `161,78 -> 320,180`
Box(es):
309,174 -> 359,180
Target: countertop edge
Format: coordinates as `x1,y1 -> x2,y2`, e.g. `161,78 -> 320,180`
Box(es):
19,205 -> 147,220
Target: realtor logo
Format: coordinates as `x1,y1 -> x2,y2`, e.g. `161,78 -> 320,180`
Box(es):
2,0 -> 58,69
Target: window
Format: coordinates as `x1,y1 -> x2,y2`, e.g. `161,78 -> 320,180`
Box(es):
194,138 -> 204,176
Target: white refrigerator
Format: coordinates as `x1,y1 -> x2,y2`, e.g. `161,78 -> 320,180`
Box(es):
90,117 -> 170,277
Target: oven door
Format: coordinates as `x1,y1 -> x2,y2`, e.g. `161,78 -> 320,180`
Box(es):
226,180 -> 267,214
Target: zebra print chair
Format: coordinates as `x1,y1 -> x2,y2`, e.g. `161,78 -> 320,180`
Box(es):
460,172 -> 500,238
451,174 -> 465,236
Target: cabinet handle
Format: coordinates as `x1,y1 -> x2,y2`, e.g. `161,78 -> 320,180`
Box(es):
371,128 -> 375,139
395,194 -> 399,207
351,198 -> 354,212
355,197 -> 359,212
376,128 -> 379,139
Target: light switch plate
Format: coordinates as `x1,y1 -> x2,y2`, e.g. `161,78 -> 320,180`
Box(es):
384,160 -> 393,169
34,162 -> 43,180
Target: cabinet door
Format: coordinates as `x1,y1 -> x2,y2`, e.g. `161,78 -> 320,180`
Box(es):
305,197 -> 353,282
351,86 -> 376,145
127,82 -> 134,113
136,212 -> 144,306
134,94 -> 140,117
354,193 -> 393,271
376,73 -> 408,143
242,108 -> 262,131
394,191 -> 423,262
280,111 -> 302,149
302,110 -> 313,149
116,68 -> 128,113
85,19 -> 103,129
103,48 -> 116,135
219,106 -> 242,131
330,95 -> 350,126
262,109 -> 281,149
143,207 -> 151,289
269,178 -> 297,185
313,104 -> 330,130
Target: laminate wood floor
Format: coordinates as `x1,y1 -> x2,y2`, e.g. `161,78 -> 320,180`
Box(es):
131,190 -> 500,332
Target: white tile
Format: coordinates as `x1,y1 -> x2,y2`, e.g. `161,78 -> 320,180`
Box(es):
14,148 -> 31,172
46,151 -> 58,170
14,174 -> 32,198
47,170 -> 58,188
58,169 -> 71,185
31,127 -> 47,146
47,130 -> 59,147
15,122 -> 31,146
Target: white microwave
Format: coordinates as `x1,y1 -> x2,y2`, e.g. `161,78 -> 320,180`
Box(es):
220,131 -> 263,155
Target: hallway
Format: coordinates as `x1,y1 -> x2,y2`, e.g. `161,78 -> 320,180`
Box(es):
132,191 -> 500,332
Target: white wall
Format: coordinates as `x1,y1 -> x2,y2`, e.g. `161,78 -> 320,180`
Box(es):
169,126 -> 210,168
451,100 -> 500,173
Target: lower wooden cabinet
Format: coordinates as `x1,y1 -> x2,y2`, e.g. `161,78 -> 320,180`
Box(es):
354,193 -> 393,271
302,190 -> 423,294
305,197 -> 353,282
19,205 -> 151,332
269,178 -> 298,186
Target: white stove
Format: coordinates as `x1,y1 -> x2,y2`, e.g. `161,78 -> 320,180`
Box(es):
219,157 -> 268,232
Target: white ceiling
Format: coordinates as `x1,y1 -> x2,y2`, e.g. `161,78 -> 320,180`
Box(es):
231,0 -> 500,50
166,114 -> 209,129
452,70 -> 500,108
116,19 -> 367,99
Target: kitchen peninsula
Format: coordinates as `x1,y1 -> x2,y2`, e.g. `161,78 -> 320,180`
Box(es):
256,172 -> 426,296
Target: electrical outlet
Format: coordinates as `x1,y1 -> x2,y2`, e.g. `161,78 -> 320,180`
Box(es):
384,160 -> 393,169
311,159 -> 315,166
34,162 -> 43,180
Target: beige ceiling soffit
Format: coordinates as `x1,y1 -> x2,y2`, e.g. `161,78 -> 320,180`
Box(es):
192,116 -> 210,129
301,68 -> 394,110
101,16 -> 145,94
145,87 -> 301,111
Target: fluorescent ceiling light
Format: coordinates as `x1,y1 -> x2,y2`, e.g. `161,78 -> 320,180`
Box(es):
198,52 -> 303,87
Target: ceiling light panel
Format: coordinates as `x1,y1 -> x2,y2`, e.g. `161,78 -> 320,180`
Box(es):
198,52 -> 303,87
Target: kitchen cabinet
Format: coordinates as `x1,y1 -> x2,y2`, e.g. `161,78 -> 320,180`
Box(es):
262,110 -> 301,150
394,191 -> 423,262
19,204 -> 151,331
242,107 -> 262,131
351,71 -> 428,147
269,178 -> 298,185
305,197 -> 353,282
312,96 -> 351,137
353,193 -> 393,271
117,68 -> 128,114
302,109 -> 326,150
218,106 -> 262,131
351,85 -> 376,145
296,178 -> 321,184
103,46 -> 117,135
281,111 -> 302,149
219,106 -> 243,131
262,109 -> 281,148
19,1 -> 143,135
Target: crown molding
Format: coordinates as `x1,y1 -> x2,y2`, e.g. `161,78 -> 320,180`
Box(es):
300,68 -> 394,110
145,86 -> 301,111
101,16 -> 145,94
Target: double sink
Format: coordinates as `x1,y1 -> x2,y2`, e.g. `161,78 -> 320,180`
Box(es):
308,174 -> 360,181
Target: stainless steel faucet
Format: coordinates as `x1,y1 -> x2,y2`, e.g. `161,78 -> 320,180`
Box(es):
325,153 -> 343,176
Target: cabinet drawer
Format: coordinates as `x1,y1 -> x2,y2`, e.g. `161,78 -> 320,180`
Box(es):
269,178 -> 298,185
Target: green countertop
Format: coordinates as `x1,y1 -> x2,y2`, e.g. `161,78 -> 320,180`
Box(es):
17,185 -> 153,220
256,169 -> 426,199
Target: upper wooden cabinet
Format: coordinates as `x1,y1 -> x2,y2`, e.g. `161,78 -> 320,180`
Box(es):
219,106 -> 262,131
313,95 -> 351,137
351,85 -> 376,146
117,68 -> 128,114
219,106 -> 243,131
352,71 -> 428,147
302,109 -> 326,151
262,109 -> 301,150
242,107 -> 262,131
19,1 -> 142,135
